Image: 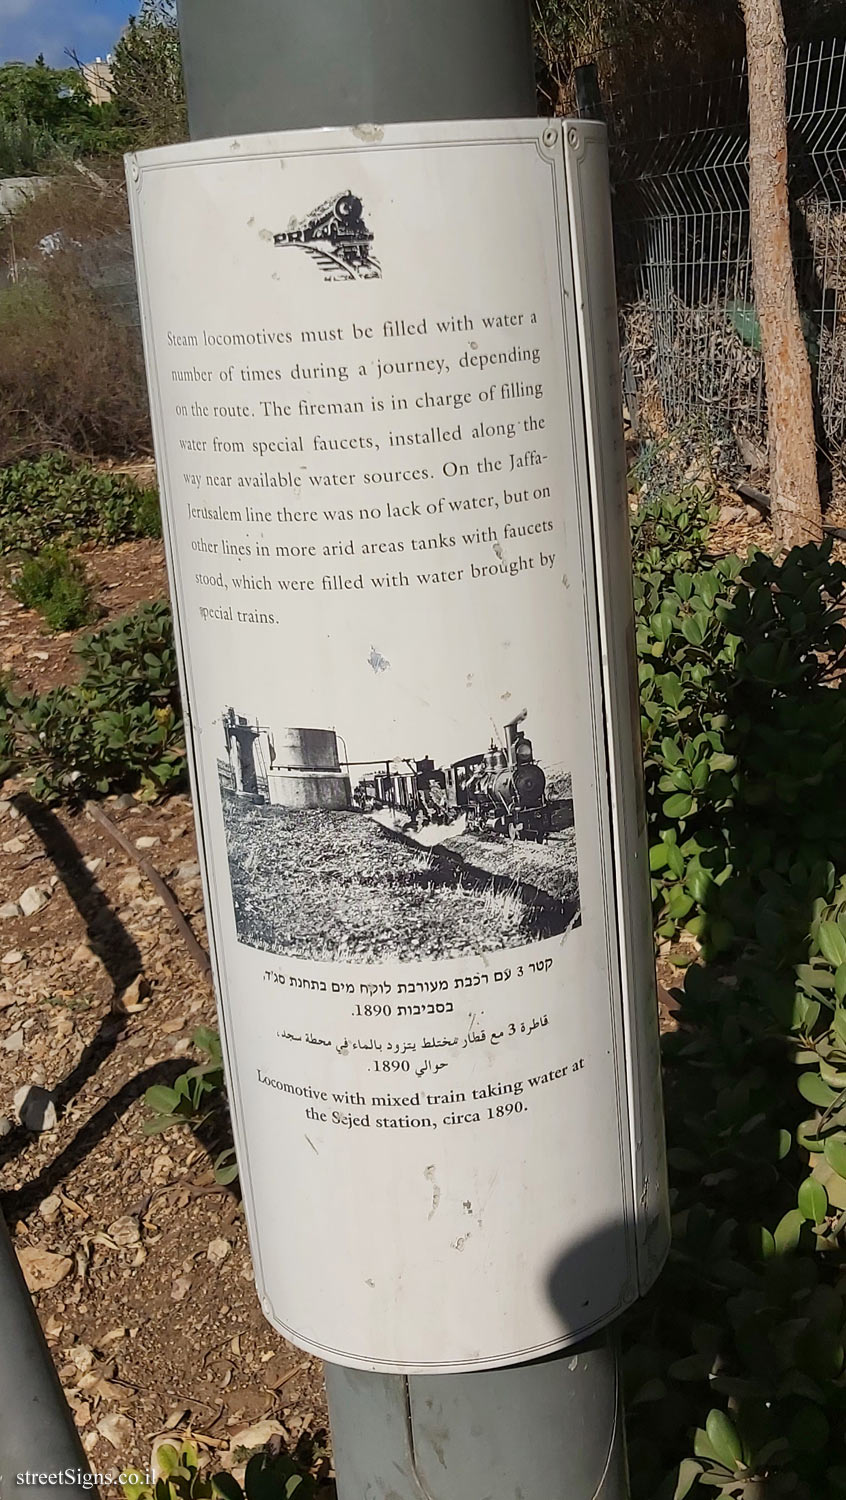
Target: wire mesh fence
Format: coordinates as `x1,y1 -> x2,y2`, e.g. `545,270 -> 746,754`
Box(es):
602,37 -> 846,480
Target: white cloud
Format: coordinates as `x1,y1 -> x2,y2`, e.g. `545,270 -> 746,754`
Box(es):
0,0 -> 41,21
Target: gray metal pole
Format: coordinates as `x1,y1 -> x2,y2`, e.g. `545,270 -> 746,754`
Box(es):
178,0 -> 536,140
174,3 -> 630,1495
0,1210 -> 94,1500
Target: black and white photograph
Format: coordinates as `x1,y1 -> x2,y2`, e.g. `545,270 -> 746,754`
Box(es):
218,701 -> 581,963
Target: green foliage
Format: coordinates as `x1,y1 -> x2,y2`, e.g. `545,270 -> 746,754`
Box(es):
634,490 -> 846,958
631,485 -> 718,576
214,1452 -> 316,1499
0,58 -> 118,167
112,0 -> 187,147
628,493 -> 846,1497
627,938 -> 846,1498
635,489 -> 739,954
121,1441 -> 317,1499
0,601 -> 185,801
9,544 -> 96,632
0,115 -> 57,175
0,59 -> 94,134
143,1028 -> 225,1135
0,454 -> 161,556
122,1442 -> 212,1499
213,1147 -> 239,1187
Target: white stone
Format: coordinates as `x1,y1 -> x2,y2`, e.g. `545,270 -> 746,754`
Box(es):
19,885 -> 50,918
97,1413 -> 133,1452
1,1029 -> 24,1052
14,1085 -> 58,1132
0,902 -> 21,920
135,836 -> 159,850
107,1215 -> 141,1248
17,1245 -> 72,1291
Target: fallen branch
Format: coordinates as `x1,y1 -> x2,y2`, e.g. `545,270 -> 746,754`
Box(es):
84,800 -> 212,979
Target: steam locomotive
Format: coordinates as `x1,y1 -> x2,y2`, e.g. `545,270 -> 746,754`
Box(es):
354,713 -> 550,843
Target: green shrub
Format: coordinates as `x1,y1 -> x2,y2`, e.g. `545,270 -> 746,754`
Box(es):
633,486 -> 846,959
0,116 -> 59,175
144,1028 -> 225,1134
9,544 -> 96,632
121,1440 -> 317,1499
0,453 -> 161,555
1,600 -> 185,801
627,904 -> 846,1499
626,488 -> 846,1498
631,484 -> 717,577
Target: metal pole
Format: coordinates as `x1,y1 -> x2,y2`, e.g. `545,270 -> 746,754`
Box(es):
174,4 -> 630,1495
178,0 -> 536,140
0,1210 -> 94,1500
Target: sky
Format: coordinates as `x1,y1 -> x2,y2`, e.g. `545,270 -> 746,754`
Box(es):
1,0 -> 132,68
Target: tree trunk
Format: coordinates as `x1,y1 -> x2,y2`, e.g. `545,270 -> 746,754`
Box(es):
741,0 -> 822,548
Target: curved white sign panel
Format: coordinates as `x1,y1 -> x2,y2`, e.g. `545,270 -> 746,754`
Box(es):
127,118 -> 668,1374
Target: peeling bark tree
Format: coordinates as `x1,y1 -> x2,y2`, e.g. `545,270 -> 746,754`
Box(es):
741,0 -> 822,548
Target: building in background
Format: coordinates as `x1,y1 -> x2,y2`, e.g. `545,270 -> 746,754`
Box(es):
80,57 -> 113,105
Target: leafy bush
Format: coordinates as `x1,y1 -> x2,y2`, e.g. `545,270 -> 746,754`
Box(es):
627,908 -> 846,1499
626,490 -> 846,1497
1,600 -> 185,801
631,484 -> 717,576
121,1440 -> 317,1499
0,58 -> 117,158
9,544 -> 96,632
634,488 -> 846,958
112,0 -> 187,148
0,116 -> 58,175
0,453 -> 160,555
144,1027 -> 225,1134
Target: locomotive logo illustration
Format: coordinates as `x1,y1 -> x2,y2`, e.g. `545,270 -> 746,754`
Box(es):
273,190 -> 381,281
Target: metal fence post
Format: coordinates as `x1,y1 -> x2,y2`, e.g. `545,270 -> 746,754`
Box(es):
0,1209 -> 94,1500
168,3 -> 650,1494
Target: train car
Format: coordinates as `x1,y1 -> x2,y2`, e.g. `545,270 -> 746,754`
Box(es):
354,758 -> 446,828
